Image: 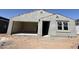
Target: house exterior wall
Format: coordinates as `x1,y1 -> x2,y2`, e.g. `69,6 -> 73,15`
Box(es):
52,14 -> 76,37
7,10 -> 76,37
40,15 -> 56,36
7,19 -> 13,34
12,10 -> 52,22
54,21 -> 76,37
39,14 -> 76,37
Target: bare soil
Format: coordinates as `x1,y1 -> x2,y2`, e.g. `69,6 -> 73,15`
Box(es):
0,34 -> 79,49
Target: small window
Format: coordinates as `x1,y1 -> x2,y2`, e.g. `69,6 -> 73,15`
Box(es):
57,21 -> 62,30
63,22 -> 68,30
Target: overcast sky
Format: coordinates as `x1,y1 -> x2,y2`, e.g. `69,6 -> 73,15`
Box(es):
0,9 -> 79,20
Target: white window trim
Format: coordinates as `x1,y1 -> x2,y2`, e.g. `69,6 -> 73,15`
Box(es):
57,21 -> 70,32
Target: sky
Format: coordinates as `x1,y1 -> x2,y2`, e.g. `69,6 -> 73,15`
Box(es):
0,9 -> 79,20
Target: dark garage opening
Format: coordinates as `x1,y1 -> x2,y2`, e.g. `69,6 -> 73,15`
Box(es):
42,21 -> 50,36
11,21 -> 38,35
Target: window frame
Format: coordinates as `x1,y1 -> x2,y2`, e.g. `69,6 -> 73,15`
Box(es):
57,21 -> 62,30
63,21 -> 68,30
57,20 -> 69,31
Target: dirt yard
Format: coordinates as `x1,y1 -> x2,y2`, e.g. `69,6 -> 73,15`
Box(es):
0,34 -> 79,49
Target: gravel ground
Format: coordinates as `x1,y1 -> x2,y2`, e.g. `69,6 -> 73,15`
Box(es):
0,34 -> 79,49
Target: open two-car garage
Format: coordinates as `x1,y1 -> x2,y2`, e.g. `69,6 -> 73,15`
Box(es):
11,21 -> 38,35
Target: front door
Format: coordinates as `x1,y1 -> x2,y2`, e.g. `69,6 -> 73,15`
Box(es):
42,21 -> 50,36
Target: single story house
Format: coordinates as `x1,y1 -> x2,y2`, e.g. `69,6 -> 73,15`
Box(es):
0,17 -> 9,33
7,10 -> 76,37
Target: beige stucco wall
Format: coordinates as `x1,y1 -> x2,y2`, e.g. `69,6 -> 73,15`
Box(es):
7,10 -> 76,37
12,10 -> 52,22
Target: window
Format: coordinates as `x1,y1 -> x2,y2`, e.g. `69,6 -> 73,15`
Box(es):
57,21 -> 68,30
63,22 -> 68,30
57,21 -> 62,30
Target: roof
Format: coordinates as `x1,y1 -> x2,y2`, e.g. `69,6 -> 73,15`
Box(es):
12,10 -> 74,21
12,10 -> 53,20
0,16 -> 9,22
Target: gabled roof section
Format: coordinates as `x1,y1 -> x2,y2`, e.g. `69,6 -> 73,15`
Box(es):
12,10 -> 74,21
12,10 -> 54,20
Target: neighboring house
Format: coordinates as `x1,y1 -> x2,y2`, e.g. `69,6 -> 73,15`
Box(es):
7,10 -> 76,37
75,19 -> 79,34
0,17 -> 9,33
